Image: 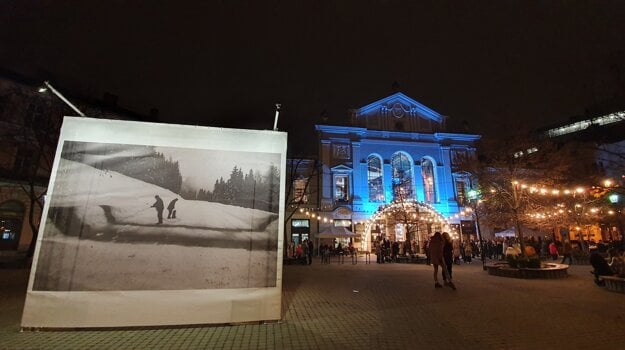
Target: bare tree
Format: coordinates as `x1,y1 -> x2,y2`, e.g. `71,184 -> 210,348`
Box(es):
283,158 -> 320,256
0,84 -> 64,258
458,126 -> 597,255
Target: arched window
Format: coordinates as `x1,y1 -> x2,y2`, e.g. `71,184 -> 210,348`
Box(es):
391,152 -> 414,200
421,158 -> 437,203
0,201 -> 25,251
367,155 -> 384,202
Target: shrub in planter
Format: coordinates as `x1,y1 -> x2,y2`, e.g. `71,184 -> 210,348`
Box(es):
507,255 -> 541,268
506,255 -> 519,268
517,257 -> 528,268
527,255 -> 541,268
524,246 -> 537,257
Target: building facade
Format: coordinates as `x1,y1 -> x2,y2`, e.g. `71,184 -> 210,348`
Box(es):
544,110 -> 625,243
0,71 -> 154,261
286,92 -> 480,254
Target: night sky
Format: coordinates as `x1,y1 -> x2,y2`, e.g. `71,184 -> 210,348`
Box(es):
2,1 -> 625,155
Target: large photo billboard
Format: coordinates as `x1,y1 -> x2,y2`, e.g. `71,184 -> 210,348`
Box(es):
22,117 -> 286,328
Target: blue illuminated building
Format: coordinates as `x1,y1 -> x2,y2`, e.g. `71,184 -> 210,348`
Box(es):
296,92 -> 480,252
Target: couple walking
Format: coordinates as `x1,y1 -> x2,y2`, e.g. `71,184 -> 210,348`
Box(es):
429,231 -> 456,290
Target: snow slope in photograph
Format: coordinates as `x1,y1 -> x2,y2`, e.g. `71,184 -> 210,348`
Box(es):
33,158 -> 279,291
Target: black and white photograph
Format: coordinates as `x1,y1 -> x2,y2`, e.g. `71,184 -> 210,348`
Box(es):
33,139 -> 281,291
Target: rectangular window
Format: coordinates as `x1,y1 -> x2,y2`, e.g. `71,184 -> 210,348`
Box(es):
456,180 -> 467,206
332,144 -> 351,160
293,178 -> 308,203
335,175 -> 349,201
291,219 -> 310,228
451,149 -> 468,165
334,219 -> 352,227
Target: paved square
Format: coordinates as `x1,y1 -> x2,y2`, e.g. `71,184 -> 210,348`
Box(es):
1,260 -> 624,349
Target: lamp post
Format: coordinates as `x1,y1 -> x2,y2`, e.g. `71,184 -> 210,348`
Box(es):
38,81 -> 86,117
273,103 -> 281,131
467,189 -> 486,270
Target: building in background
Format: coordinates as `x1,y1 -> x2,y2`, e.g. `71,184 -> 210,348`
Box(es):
543,109 -> 625,243
288,92 -> 481,254
0,70 -> 155,262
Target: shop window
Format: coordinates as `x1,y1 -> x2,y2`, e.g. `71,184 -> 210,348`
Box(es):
0,201 -> 24,251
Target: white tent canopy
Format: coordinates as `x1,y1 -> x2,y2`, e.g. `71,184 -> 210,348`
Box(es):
495,228 -> 516,237
317,226 -> 358,238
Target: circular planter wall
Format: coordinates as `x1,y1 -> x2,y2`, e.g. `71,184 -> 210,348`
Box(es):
485,262 -> 569,279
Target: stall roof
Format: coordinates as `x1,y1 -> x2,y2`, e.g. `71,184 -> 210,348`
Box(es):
317,226 -> 358,238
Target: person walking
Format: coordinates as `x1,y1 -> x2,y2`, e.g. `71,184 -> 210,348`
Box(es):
151,195 -> 164,224
287,240 -> 295,258
561,240 -> 573,264
167,198 -> 178,219
464,241 -> 473,263
549,241 -> 559,260
429,232 -> 453,289
453,239 -> 462,264
307,239 -> 314,265
442,232 -> 456,290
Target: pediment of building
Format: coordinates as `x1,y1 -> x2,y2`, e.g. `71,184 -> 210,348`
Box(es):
330,164 -> 353,173
349,92 -> 446,133
352,92 -> 444,123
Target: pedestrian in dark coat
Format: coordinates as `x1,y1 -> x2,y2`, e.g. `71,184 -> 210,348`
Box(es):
442,232 -> 455,287
307,239 -> 314,265
429,232 -> 454,289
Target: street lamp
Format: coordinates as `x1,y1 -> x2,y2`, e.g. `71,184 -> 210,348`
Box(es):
38,81 -> 86,117
467,189 -> 487,270
273,103 -> 281,131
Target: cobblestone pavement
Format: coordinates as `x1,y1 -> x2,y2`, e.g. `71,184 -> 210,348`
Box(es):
1,259 -> 624,350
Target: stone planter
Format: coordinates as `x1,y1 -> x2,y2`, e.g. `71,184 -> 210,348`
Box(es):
485,262 -> 569,279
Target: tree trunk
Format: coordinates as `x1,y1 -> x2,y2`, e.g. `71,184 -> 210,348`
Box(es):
514,211 -> 525,255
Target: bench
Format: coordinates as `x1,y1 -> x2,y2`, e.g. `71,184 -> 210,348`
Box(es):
410,254 -> 428,264
601,276 -> 625,294
396,256 -> 410,263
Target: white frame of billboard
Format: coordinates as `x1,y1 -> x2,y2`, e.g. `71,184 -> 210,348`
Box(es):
21,117 -> 286,328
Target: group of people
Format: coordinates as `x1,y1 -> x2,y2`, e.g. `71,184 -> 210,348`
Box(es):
374,238 -> 415,263
424,238 -> 477,265
150,195 -> 178,224
287,239 -> 314,265
428,232 -> 457,290
590,246 -> 625,285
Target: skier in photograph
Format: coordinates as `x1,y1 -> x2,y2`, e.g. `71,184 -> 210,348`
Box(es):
151,195 -> 164,224
167,198 -> 178,219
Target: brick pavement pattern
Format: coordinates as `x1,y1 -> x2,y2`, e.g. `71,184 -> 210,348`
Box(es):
1,261 -> 624,349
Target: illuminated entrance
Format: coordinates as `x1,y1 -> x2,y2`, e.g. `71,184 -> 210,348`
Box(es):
364,199 -> 449,253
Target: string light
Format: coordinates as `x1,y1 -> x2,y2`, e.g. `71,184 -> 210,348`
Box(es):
487,179 -> 620,201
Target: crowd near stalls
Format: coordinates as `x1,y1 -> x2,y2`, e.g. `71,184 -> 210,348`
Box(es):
366,233 -> 625,266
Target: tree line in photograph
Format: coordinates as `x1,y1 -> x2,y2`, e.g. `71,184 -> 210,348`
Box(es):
61,142 -> 183,194
62,142 -> 280,213
181,165 -> 280,213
